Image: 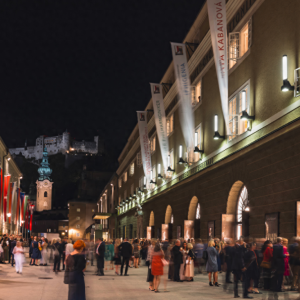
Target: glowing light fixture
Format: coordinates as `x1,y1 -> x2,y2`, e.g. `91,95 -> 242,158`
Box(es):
7,213 -> 11,217
150,170 -> 157,185
245,206 -> 250,212
178,145 -> 186,164
7,157 -> 11,161
129,194 -> 132,200
213,115 -> 225,140
194,132 -> 204,154
281,55 -> 294,92
157,163 -> 163,179
240,90 -> 255,121
143,176 -> 147,188
167,155 -> 175,172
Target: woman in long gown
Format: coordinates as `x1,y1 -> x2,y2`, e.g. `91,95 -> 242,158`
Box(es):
66,240 -> 86,300
180,242 -> 188,281
30,236 -> 41,266
185,243 -> 195,281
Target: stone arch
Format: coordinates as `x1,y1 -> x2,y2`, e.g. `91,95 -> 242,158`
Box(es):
149,211 -> 154,227
226,180 -> 244,215
188,196 -> 199,220
165,205 -> 172,224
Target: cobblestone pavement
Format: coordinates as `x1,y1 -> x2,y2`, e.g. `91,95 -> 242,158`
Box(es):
0,258 -> 299,300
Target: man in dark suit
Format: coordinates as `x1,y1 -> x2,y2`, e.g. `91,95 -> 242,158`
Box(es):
119,238 -> 132,276
61,238 -> 67,270
10,237 -> 16,266
95,238 -> 105,276
224,240 -> 234,284
271,237 -> 286,292
172,239 -> 183,282
232,238 -> 249,298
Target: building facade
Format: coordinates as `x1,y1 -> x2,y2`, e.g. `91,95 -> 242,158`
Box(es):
113,0 -> 300,242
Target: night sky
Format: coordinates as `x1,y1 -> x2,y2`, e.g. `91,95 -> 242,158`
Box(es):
0,0 -> 204,157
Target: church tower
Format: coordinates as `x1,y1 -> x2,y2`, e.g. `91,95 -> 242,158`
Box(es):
36,147 -> 53,211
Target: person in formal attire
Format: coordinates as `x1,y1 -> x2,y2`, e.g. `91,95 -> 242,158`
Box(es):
180,241 -> 188,281
13,241 -> 24,274
282,238 -> 289,291
28,236 -> 33,258
271,237 -> 287,293
10,237 -> 16,267
66,240 -> 86,300
146,239 -> 156,290
114,239 -> 121,275
289,237 -> 299,291
151,243 -> 164,292
172,239 -> 183,282
31,236 -> 41,266
40,237 -> 48,266
261,240 -> 273,290
232,238 -> 248,298
194,239 -> 204,274
61,238 -> 67,270
206,240 -> 220,287
133,239 -> 140,268
119,238 -> 132,276
185,243 -> 195,281
224,240 -> 234,284
53,238 -> 63,272
95,238 -> 105,276
65,239 -> 74,260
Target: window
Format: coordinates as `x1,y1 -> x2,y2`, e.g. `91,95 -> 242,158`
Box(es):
167,114 -> 174,136
131,184 -> 134,196
123,172 -> 127,183
150,135 -> 156,154
194,124 -> 202,162
137,152 -> 142,167
118,178 -> 122,188
49,229 -> 51,233
191,80 -> 202,106
229,19 -> 252,69
76,216 -> 80,221
76,224 -> 80,229
44,191 -> 47,197
129,162 -> 134,176
228,84 -> 249,140
77,208 -> 80,212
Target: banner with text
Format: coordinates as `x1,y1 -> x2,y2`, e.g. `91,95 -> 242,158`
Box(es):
137,111 -> 152,187
150,83 -> 169,171
171,42 -> 195,150
207,0 -> 231,135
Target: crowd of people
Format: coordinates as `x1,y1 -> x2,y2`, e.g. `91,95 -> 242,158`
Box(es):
2,234 -> 300,299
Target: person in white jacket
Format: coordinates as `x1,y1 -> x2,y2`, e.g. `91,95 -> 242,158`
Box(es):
13,241 -> 24,274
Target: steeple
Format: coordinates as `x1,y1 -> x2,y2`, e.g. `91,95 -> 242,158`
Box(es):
38,147 -> 52,181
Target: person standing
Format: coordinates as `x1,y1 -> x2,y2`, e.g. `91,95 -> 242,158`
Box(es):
185,243 -> 195,281
13,241 -> 24,274
114,239 -> 121,275
65,239 -> 74,260
10,237 -> 16,267
180,242 -> 188,281
133,239 -> 140,268
282,238 -> 289,291
65,240 -> 86,300
261,240 -> 273,290
271,237 -> 287,292
206,240 -> 220,287
53,239 -> 62,272
151,243 -> 164,292
224,240 -> 234,284
119,238 -> 132,276
31,236 -> 41,266
289,237 -> 299,291
95,238 -> 105,276
172,240 -> 183,282
61,238 -> 67,271
41,238 -> 48,266
194,239 -> 204,274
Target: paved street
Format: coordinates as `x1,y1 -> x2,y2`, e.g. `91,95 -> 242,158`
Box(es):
0,256 -> 299,300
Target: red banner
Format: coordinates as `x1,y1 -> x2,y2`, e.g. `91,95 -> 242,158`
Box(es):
15,188 -> 20,225
0,169 -> 2,211
3,175 -> 11,222
30,205 -> 34,231
8,183 -> 13,224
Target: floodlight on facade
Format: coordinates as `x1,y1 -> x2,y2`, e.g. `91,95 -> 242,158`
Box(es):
213,115 -> 225,140
281,55 -> 294,92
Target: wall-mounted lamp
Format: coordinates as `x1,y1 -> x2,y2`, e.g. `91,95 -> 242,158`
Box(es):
167,155 -> 175,172
129,194 -> 132,200
138,187 -> 142,194
133,191 -> 136,197
125,198 -> 129,203
194,132 -> 204,154
143,176 -> 147,188
150,170 -> 157,185
281,55 -> 294,92
245,206 -> 250,212
19,176 -> 23,179
240,90 -> 255,121
7,157 -> 11,161
178,145 -> 186,164
157,164 -> 163,179
213,115 -> 225,140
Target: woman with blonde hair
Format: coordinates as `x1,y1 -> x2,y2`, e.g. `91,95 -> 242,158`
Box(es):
206,240 -> 220,286
65,240 -> 86,300
114,239 -> 121,275
185,243 -> 195,281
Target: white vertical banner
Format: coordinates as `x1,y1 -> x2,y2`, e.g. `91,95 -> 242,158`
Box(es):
137,111 -> 152,186
207,0 -> 231,135
171,42 -> 194,150
150,83 -> 169,171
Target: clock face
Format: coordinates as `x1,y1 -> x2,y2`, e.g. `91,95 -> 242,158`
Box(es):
44,181 -> 48,186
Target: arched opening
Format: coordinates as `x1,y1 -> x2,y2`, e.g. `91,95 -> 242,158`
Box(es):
236,186 -> 249,239
188,196 -> 198,220
165,205 -> 172,224
196,203 -> 200,219
44,191 -> 48,197
149,211 -> 154,226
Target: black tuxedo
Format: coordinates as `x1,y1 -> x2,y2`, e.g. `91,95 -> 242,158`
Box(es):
119,242 -> 132,275
232,244 -> 246,298
271,243 -> 285,292
96,241 -> 105,275
225,246 -> 234,283
172,245 -> 183,281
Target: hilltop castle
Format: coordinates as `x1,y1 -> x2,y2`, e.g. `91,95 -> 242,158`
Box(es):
9,131 -> 100,160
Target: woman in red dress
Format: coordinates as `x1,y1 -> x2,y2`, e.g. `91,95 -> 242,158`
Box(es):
151,243 -> 164,293
282,238 -> 289,291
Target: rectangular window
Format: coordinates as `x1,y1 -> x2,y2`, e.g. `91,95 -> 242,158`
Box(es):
228,84 -> 249,140
77,208 -> 80,212
167,114 -> 174,136
129,162 -> 134,176
136,152 -> 142,167
229,19 -> 252,69
76,224 -> 80,229
118,178 -> 122,188
150,135 -> 156,154
76,216 -> 80,221
191,80 -> 202,106
123,172 -> 127,183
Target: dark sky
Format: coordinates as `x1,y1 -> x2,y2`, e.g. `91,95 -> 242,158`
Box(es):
0,0 -> 205,156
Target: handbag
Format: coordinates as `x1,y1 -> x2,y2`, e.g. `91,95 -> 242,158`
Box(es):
162,258 -> 169,266
260,260 -> 271,269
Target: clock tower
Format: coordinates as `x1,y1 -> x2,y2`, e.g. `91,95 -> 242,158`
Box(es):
36,147 -> 53,211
